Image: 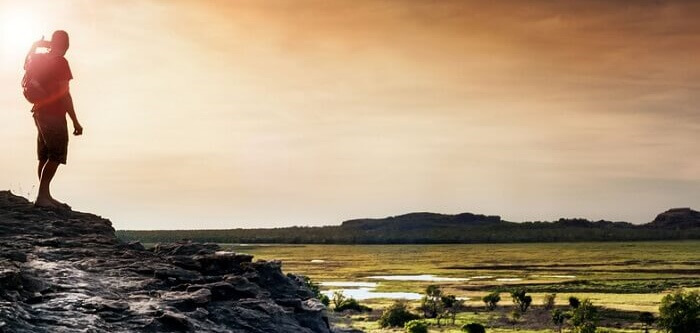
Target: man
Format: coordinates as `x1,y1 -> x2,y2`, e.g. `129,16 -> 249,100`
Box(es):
28,30 -> 83,209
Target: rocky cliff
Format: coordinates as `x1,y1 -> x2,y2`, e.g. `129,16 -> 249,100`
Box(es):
0,191 -> 330,333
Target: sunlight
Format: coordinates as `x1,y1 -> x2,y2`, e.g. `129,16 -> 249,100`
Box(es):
1,5 -> 46,59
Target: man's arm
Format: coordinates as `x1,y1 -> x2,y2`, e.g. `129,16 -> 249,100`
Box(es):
58,82 -> 82,136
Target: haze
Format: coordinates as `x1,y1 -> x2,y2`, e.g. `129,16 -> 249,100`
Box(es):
1,0 -> 698,230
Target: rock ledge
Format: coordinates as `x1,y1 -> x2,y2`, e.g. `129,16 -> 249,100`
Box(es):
0,191 -> 330,332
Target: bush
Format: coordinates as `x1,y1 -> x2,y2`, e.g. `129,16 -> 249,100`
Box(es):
302,276 -> 329,306
639,311 -> 655,333
658,289 -> 699,333
571,299 -> 597,333
461,322 -> 486,333
543,293 -> 556,310
483,291 -> 501,310
379,301 -> 420,328
552,308 -> 567,333
510,288 -> 532,313
441,294 -> 464,325
569,296 -> 580,309
404,320 -> 428,333
419,285 -> 443,318
330,291 -> 370,312
335,297 -> 371,312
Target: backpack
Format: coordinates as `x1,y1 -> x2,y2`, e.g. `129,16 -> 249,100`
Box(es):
22,53 -> 52,104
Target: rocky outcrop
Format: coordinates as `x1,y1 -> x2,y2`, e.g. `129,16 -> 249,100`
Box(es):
648,208 -> 700,229
0,191 -> 330,332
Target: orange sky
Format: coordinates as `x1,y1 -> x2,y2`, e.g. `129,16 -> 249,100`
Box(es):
1,0 -> 698,229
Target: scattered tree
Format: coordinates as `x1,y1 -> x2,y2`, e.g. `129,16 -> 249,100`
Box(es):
658,289 -> 699,333
551,309 -> 567,333
419,285 -> 444,319
569,296 -> 581,309
639,311 -> 655,333
570,299 -> 598,333
483,291 -> 501,310
379,301 -> 420,328
441,294 -> 464,325
543,293 -> 557,310
511,288 -> 533,313
404,320 -> 428,333
461,323 -> 486,333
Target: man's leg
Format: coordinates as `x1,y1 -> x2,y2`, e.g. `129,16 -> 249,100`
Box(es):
38,158 -> 47,180
35,160 -> 59,208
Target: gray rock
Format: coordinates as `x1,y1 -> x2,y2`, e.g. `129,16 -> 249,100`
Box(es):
0,190 -> 331,332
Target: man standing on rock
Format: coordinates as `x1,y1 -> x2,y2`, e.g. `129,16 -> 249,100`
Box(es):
25,30 -> 83,209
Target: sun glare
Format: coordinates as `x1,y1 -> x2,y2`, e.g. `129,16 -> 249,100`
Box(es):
1,6 -> 46,59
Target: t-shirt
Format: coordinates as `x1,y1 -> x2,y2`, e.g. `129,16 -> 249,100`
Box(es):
31,54 -> 73,114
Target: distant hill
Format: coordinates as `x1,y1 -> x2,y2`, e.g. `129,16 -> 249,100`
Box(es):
117,208 -> 700,244
648,208 -> 700,229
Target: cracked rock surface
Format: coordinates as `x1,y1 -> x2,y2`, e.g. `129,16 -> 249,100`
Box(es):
0,191 -> 331,332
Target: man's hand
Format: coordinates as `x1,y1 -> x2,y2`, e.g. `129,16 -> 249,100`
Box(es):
73,123 -> 83,136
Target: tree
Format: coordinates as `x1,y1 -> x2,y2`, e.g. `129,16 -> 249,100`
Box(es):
404,320 -> 428,333
461,323 -> 486,333
639,311 -> 655,333
570,299 -> 598,333
569,296 -> 581,309
483,291 -> 501,311
511,288 -> 533,313
379,301 -> 420,328
441,295 -> 464,325
552,309 -> 567,333
419,285 -> 444,319
543,293 -> 557,310
658,290 -> 699,333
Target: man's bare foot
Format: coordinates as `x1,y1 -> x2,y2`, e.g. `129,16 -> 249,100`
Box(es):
34,197 -> 59,209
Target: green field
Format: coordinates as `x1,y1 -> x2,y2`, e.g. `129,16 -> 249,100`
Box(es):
220,241 -> 700,332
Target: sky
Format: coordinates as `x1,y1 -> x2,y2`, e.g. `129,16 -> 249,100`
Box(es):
0,0 -> 698,230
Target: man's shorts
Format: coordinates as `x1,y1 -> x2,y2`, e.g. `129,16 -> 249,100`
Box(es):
33,111 -> 68,165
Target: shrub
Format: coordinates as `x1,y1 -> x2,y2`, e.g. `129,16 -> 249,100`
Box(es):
379,301 -> 420,328
302,276 -> 329,306
335,297 -> 372,312
510,288 -> 532,313
419,285 -> 443,318
404,320 -> 428,333
570,299 -> 597,333
331,291 -> 346,310
330,291 -> 370,312
552,309 -> 567,333
658,289 -> 699,333
461,322 -> 486,333
569,296 -> 580,309
483,291 -> 501,310
543,293 -> 556,310
639,311 -> 655,333
441,294 -> 464,325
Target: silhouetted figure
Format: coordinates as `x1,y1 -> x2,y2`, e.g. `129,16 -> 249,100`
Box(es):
24,30 -> 83,209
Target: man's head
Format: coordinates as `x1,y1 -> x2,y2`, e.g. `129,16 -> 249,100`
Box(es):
50,30 -> 69,55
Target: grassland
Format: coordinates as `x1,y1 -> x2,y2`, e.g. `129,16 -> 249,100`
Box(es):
219,241 -> 700,332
